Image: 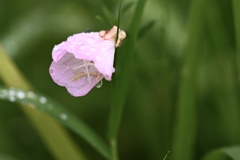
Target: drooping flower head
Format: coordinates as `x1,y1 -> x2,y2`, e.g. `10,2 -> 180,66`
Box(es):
49,26 -> 126,97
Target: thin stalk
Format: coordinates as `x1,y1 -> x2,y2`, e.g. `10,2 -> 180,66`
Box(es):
171,0 -> 206,159
115,0 -> 122,45
108,0 -> 147,159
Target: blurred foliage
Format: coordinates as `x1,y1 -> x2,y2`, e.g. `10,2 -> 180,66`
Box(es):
1,0 -> 240,159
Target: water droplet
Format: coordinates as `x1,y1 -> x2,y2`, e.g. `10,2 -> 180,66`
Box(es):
90,48 -> 95,52
95,80 -> 103,88
86,38 -> 95,44
80,45 -> 85,50
50,68 -> 55,75
27,91 -> 35,98
0,89 -> 8,98
9,90 -> 16,97
16,91 -> 25,99
95,55 -> 102,61
60,113 -> 68,120
0,94 -> 4,99
39,97 -> 47,104
9,96 -> 16,102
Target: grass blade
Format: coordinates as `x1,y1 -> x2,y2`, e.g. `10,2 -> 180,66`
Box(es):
102,6 -> 116,26
122,1 -> 134,13
202,146 -> 240,160
0,87 -> 111,159
171,0 -> 206,159
95,15 -> 109,28
232,0 -> 240,85
0,123 -> 30,160
0,45 -> 85,160
205,0 -> 240,144
138,20 -> 156,40
0,153 -> 18,160
223,146 -> 240,160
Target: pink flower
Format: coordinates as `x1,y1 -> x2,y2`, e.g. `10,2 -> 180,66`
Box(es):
49,26 -> 126,97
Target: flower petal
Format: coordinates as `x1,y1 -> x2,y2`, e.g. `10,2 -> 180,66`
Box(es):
49,53 -> 103,96
52,42 -> 68,62
52,32 -> 116,80
94,46 -> 116,80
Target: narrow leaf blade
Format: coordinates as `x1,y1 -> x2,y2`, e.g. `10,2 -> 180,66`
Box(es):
202,146 -> 240,160
138,20 -> 156,40
0,87 -> 111,159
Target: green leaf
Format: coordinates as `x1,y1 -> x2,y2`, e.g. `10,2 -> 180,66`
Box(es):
0,45 -> 85,160
0,153 -> 18,160
121,1 -> 135,26
0,123 -> 30,160
102,6 -> 116,26
0,87 -> 111,159
122,1 -> 135,13
138,20 -> 156,40
205,0 -> 240,144
223,146 -> 240,160
95,15 -> 109,28
202,146 -> 240,160
171,0 -> 207,159
232,0 -> 240,85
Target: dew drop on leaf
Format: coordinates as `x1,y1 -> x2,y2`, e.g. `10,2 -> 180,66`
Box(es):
16,91 -> 26,99
39,97 -> 47,104
9,96 -> 16,102
60,113 -> 68,120
27,91 -> 35,98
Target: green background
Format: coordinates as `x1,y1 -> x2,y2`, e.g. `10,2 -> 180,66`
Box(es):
1,0 -> 240,159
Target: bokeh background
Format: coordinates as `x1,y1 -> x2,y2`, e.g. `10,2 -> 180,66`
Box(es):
1,0 -> 240,160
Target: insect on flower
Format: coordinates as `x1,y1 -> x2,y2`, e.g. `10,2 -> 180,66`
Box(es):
49,26 -> 126,97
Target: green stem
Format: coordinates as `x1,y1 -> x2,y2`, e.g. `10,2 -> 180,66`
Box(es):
108,0 -> 147,159
115,0 -> 122,45
111,140 -> 118,160
171,0 -> 206,159
232,0 -> 240,85
206,0 -> 240,144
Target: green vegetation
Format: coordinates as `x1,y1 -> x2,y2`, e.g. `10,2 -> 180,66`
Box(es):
1,0 -> 240,159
